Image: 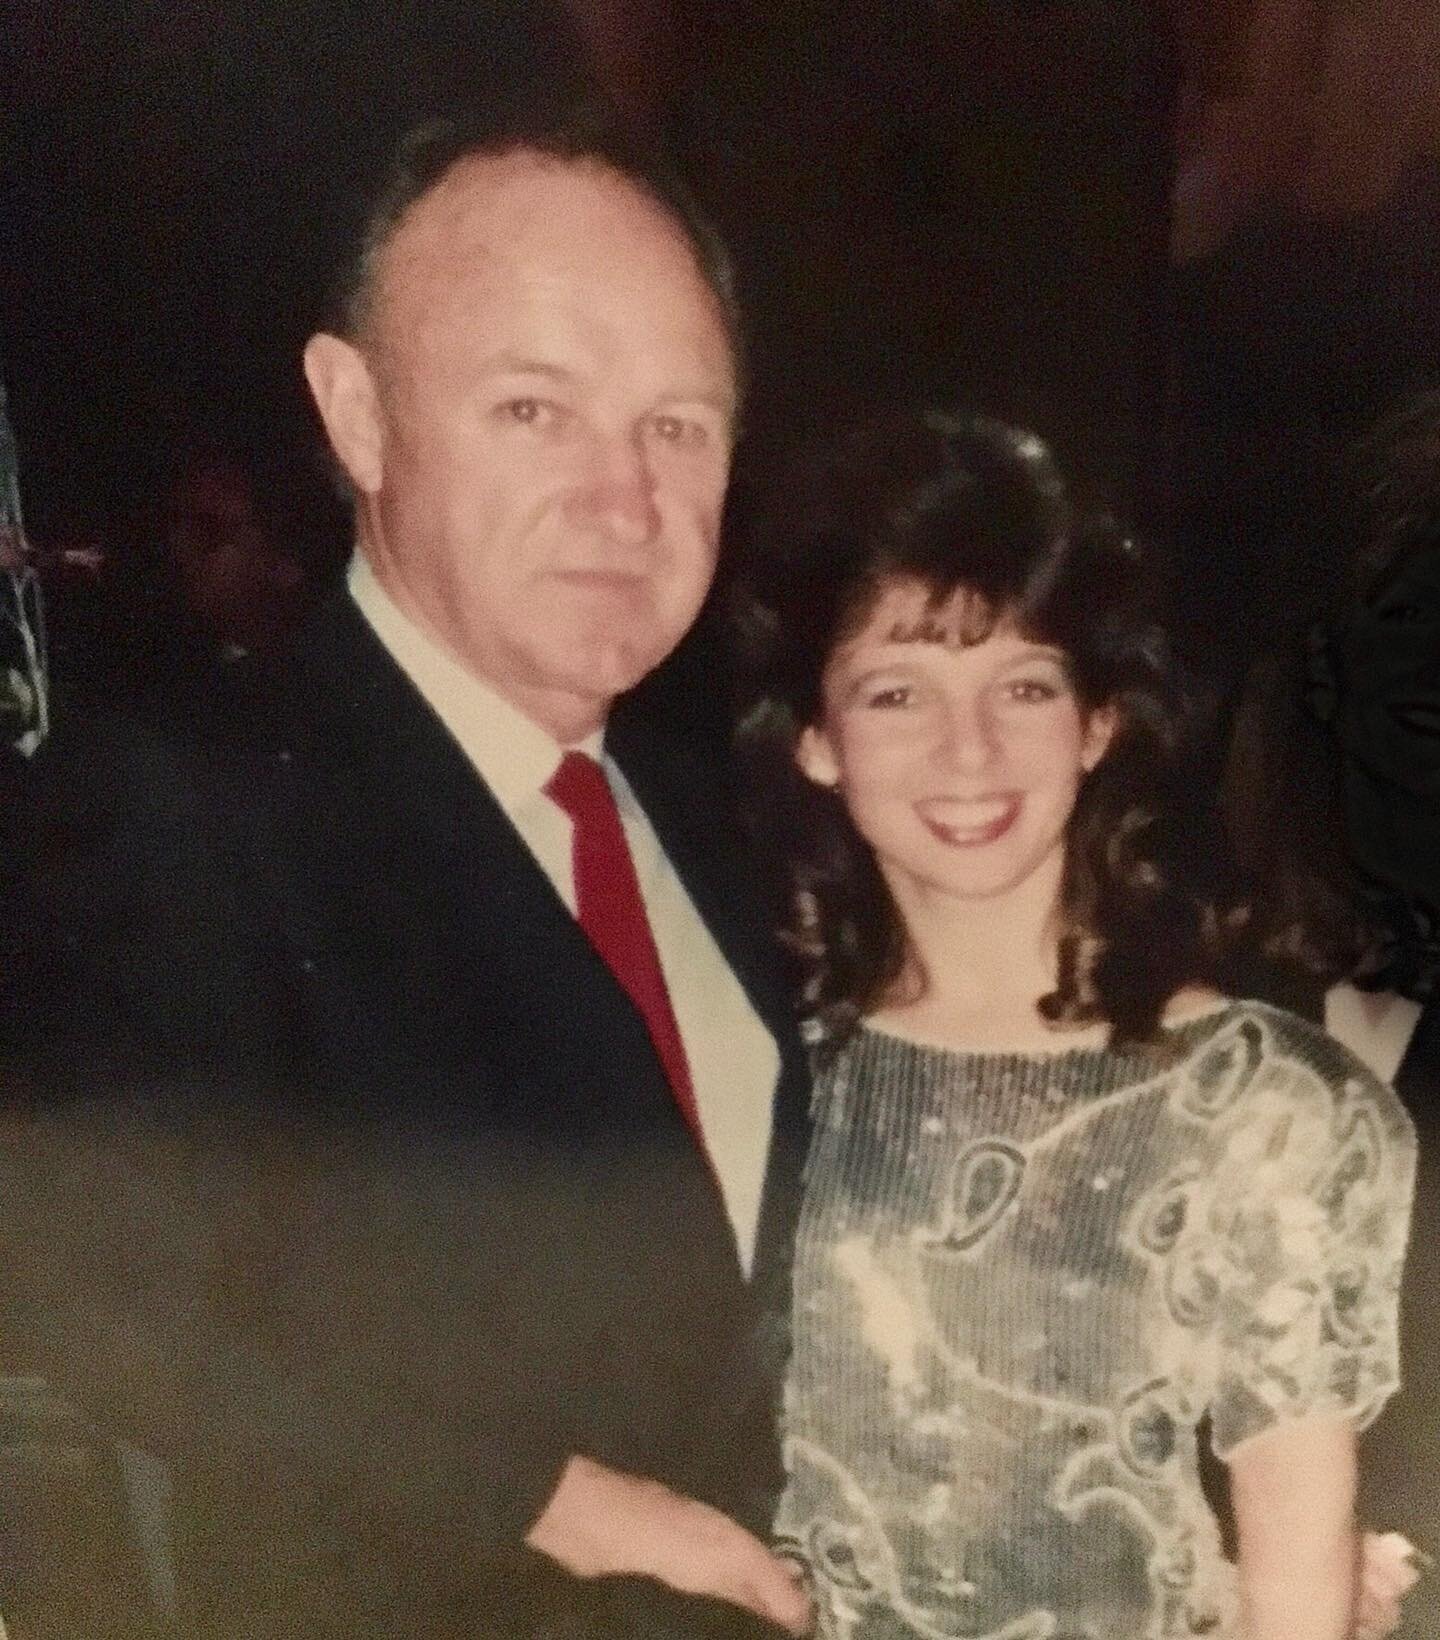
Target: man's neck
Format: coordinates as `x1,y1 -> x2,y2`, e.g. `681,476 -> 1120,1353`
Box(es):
351,547 -> 609,746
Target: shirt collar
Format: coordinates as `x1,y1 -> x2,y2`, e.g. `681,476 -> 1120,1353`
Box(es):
347,552 -> 605,814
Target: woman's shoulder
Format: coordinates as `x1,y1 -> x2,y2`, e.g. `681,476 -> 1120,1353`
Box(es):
1173,997 -> 1417,1153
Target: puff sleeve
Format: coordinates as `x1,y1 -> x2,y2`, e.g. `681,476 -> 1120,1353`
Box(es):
1205,1031 -> 1416,1460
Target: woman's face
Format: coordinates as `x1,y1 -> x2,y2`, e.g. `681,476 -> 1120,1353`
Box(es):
797,580 -> 1115,908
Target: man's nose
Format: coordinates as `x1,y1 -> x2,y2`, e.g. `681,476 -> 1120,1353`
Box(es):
576,431 -> 661,546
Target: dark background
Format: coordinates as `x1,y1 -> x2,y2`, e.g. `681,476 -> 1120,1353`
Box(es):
5,0 -> 1440,695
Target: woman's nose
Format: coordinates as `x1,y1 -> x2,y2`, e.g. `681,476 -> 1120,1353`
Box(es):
935,698 -> 998,774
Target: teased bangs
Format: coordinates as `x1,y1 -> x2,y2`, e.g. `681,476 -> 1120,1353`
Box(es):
832,553 -> 1067,657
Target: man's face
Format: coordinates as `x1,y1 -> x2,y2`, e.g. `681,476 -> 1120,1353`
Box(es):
310,151 -> 738,740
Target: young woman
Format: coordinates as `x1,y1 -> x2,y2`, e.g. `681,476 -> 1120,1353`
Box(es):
742,410 -> 1416,1640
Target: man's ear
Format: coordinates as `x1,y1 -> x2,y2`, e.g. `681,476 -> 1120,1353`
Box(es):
796,724 -> 841,789
1081,704 -> 1120,772
303,332 -> 385,497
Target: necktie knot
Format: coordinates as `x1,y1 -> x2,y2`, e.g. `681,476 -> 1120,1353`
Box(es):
545,750 -> 614,825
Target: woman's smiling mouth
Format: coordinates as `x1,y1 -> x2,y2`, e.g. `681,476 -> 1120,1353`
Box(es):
915,795 -> 1022,846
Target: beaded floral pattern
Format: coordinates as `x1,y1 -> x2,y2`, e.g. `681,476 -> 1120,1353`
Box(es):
776,1003 -> 1415,1639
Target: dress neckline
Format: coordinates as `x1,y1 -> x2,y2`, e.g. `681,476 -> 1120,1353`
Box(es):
855,997 -> 1242,1064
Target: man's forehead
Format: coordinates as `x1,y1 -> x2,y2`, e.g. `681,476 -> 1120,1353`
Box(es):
398,151 -> 548,253
370,153 -> 543,313
372,150 -> 712,328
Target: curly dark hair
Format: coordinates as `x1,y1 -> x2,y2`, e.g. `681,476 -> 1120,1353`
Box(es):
737,408 -> 1234,1048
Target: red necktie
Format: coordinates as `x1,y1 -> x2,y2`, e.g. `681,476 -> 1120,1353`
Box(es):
546,751 -> 706,1150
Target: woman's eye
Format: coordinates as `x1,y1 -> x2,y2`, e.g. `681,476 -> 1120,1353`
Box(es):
860,684 -> 913,710
1004,676 -> 1062,704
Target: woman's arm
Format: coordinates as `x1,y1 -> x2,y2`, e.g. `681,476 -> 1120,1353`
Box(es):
1229,1414 -> 1359,1640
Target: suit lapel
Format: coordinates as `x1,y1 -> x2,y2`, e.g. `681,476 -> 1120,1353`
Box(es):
291,597 -> 780,1045
269,596 -> 679,1132
606,709 -> 778,1030
274,596 -> 807,1293
607,706 -> 812,1296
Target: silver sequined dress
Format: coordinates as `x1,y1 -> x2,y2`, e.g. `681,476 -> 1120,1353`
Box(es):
776,1002 -> 1415,1639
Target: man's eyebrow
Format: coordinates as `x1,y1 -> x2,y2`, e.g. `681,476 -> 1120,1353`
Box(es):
475,353 -> 737,419
667,389 -> 739,418
476,353 -> 575,381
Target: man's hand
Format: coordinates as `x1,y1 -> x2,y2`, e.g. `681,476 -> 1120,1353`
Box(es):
526,1455 -> 813,1636
1355,1531 -> 1425,1640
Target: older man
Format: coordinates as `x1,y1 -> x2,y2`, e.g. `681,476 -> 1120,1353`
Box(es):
5,103 -> 810,1638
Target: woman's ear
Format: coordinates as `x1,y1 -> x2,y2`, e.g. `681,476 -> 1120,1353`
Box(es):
796,724 -> 841,789
1081,704 -> 1120,772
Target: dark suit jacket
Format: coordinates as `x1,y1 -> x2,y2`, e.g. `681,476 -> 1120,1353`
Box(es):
1,590 -> 810,1637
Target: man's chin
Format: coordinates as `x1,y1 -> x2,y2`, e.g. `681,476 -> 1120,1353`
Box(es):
563,654 -> 665,705
512,642 -> 673,722
545,630 -> 680,697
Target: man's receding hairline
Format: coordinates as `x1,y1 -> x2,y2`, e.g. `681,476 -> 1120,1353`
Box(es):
347,146 -> 730,354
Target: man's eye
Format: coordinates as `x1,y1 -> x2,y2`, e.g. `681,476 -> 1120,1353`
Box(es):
649,413 -> 708,449
497,397 -> 557,429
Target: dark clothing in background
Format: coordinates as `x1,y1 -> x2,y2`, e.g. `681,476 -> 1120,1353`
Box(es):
0,589 -> 810,1637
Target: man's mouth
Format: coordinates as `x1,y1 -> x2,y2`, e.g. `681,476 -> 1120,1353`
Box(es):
551,565 -> 649,585
915,795 -> 1022,846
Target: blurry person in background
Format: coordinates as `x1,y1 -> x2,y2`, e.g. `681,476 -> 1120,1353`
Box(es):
28,444 -> 327,720
1226,387 -> 1440,1632
110,444 -> 318,707
0,376 -> 48,760
160,451 -> 308,660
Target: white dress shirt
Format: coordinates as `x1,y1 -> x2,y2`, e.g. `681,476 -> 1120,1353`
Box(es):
349,555 -> 778,1273
1325,981 -> 1423,1083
